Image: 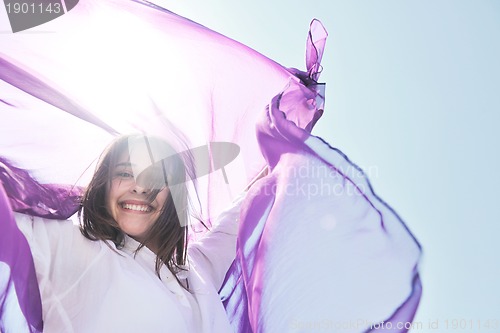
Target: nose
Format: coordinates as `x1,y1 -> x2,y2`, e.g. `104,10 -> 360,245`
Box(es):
131,182 -> 150,195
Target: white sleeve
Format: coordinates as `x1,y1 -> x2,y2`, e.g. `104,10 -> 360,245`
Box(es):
14,213 -> 102,314
187,192 -> 246,290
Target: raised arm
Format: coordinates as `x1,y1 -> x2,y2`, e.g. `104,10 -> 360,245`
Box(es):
188,166 -> 268,290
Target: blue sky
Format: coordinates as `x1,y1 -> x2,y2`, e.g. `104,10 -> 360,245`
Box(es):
159,0 -> 500,327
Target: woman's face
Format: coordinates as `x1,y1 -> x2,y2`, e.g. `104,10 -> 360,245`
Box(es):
106,147 -> 169,242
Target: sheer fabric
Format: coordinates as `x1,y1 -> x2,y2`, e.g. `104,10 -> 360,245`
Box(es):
0,1 -> 421,332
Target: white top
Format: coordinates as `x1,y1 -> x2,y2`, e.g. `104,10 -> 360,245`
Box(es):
15,195 -> 244,333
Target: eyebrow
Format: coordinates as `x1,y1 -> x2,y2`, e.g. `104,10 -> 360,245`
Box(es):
115,162 -> 133,168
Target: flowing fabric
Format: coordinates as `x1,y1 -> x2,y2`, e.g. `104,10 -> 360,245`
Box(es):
220,89 -> 422,332
0,1 -> 421,332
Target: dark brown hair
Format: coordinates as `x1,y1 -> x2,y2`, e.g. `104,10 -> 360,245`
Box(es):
79,134 -> 190,286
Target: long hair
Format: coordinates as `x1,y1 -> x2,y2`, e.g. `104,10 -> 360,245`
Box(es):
79,134 -> 190,287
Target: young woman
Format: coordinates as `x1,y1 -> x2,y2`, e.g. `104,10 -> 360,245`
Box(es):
14,134 -> 251,332
0,2 -> 421,331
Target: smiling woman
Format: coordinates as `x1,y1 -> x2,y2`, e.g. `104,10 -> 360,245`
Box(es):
10,134 -> 250,332
80,135 -> 191,281
0,0 -> 422,331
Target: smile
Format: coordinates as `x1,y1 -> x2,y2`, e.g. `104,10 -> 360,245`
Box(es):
120,203 -> 153,212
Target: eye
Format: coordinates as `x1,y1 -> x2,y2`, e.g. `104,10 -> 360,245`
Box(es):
115,171 -> 134,179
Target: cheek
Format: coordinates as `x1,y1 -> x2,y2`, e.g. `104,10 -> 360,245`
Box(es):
106,181 -> 121,213
159,190 -> 169,204
108,179 -> 126,198
105,193 -> 115,217
160,194 -> 171,213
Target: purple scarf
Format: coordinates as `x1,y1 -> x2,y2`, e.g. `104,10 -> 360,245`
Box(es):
0,1 -> 421,332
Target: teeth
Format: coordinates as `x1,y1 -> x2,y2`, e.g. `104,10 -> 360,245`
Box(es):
122,204 -> 152,212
